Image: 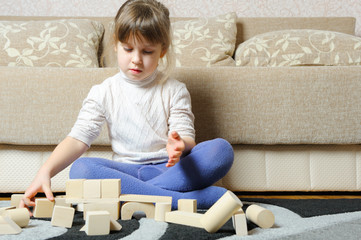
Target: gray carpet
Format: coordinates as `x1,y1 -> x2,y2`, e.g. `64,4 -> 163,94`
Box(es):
1,199 -> 361,239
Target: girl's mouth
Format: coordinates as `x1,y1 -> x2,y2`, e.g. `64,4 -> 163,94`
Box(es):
130,68 -> 142,74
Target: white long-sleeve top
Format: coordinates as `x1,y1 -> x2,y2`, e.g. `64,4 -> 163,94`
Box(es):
68,70 -> 195,164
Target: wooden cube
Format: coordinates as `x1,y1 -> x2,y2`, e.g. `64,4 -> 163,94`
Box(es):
85,211 -> 110,236
10,194 -> 24,208
178,199 -> 197,213
33,199 -> 54,218
83,180 -> 101,199
101,179 -> 121,198
66,179 -> 85,199
55,196 -> 71,207
51,206 -> 75,228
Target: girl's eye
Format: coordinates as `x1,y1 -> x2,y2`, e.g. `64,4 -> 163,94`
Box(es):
123,47 -> 132,52
143,50 -> 154,54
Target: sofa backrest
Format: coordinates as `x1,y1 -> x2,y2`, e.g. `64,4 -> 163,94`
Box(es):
0,16 -> 356,67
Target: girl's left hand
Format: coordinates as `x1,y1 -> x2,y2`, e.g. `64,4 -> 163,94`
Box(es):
166,131 -> 185,167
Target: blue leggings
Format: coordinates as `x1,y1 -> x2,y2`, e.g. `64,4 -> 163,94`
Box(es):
69,138 -> 234,209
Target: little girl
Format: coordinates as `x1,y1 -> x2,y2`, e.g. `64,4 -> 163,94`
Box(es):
21,0 -> 234,210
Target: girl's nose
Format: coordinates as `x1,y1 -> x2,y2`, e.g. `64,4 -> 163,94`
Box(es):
131,51 -> 142,64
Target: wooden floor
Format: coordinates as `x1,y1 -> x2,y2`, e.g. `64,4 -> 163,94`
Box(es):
1,192 -> 361,201
237,194 -> 361,199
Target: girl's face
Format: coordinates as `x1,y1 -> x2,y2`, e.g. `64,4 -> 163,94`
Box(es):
115,34 -> 166,81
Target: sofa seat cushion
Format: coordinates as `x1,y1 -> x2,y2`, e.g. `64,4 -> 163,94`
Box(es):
0,19 -> 104,67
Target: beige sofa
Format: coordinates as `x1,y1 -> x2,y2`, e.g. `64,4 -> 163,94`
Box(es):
1,14 -> 360,193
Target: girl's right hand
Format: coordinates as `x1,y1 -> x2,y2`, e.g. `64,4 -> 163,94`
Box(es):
19,169 -> 54,216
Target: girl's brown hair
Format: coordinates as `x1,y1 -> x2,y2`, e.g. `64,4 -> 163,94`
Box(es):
108,0 -> 174,83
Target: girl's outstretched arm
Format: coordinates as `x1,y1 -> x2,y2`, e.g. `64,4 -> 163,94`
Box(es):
166,131 -> 196,167
20,136 -> 88,214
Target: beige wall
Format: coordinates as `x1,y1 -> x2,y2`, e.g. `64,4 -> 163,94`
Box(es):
0,0 -> 360,36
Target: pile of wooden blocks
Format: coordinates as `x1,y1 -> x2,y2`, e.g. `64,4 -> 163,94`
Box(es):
0,179 -> 275,236
0,194 -> 30,234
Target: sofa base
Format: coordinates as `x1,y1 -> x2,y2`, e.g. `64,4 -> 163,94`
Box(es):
1,144 -> 361,193
224,144 -> 361,192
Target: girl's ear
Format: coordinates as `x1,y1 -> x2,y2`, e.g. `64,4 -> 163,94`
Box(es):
113,34 -> 118,52
160,49 -> 167,58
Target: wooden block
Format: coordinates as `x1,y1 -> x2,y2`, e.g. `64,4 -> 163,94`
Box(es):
33,199 -> 55,218
10,194 -> 24,208
3,208 -> 30,227
154,202 -> 171,222
66,198 -> 119,204
66,179 -> 85,199
101,179 -> 121,198
200,191 -> 243,233
178,199 -> 197,213
119,194 -> 172,204
76,203 -> 84,212
121,202 -> 155,220
83,179 -> 101,199
0,206 -> 16,215
110,216 -> 122,231
245,204 -> 275,229
51,206 -> 75,228
55,196 -> 71,207
85,211 -> 110,236
165,211 -> 203,228
81,216 -> 122,232
232,208 -> 244,229
0,215 -> 21,235
232,211 -> 248,236
83,201 -> 120,220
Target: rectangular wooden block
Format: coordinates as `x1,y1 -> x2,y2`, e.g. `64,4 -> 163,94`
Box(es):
83,179 -> 101,199
85,211 -> 110,236
33,199 -> 55,218
233,211 -> 248,236
101,179 -> 121,198
65,198 -> 119,204
110,216 -> 122,231
178,199 -> 197,213
165,211 -> 203,228
119,194 -> 172,204
66,179 -> 85,199
83,201 -> 120,220
51,206 -> 75,228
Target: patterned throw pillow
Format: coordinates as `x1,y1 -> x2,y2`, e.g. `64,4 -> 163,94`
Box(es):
172,12 -> 237,67
0,19 -> 104,67
235,29 -> 361,67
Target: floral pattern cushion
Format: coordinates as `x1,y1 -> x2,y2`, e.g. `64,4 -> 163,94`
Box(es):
235,29 -> 361,67
0,19 -> 104,67
172,12 -> 237,67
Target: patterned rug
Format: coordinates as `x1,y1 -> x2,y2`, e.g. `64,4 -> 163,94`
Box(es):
2,198 -> 361,239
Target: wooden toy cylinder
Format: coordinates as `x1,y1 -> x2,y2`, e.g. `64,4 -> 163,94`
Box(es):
245,204 -> 275,229
200,191 -> 243,233
5,208 -> 30,227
